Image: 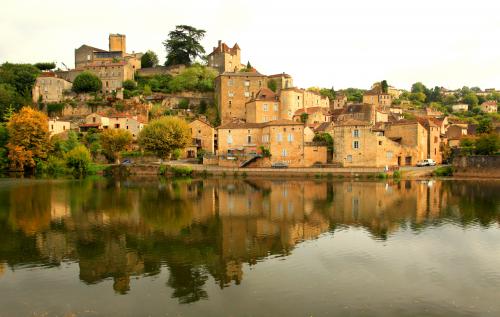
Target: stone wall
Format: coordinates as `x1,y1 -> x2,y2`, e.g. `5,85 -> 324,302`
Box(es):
136,65 -> 186,77
453,155 -> 500,178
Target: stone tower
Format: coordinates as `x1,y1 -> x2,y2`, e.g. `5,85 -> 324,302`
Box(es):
207,40 -> 242,73
109,34 -> 126,53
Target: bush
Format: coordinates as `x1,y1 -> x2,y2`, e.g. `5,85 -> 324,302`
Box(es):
178,99 -> 189,109
376,173 -> 388,179
393,170 -> 402,179
122,80 -> 136,91
171,166 -> 192,177
171,148 -> 182,160
47,103 -> 65,117
72,72 -> 102,93
64,145 -> 91,178
433,166 -> 453,177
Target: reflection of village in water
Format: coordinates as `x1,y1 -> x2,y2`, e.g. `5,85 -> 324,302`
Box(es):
0,178 -> 498,302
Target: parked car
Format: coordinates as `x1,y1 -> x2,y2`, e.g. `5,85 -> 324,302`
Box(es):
417,159 -> 436,167
121,158 -> 132,165
271,162 -> 289,169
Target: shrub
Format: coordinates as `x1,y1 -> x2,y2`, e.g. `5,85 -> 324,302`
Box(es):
159,164 -> 167,175
393,170 -> 402,179
433,166 -> 453,177
171,165 -> 192,177
178,99 -> 189,109
171,148 -> 182,160
64,145 -> 91,178
376,173 -> 388,179
72,72 -> 102,93
122,80 -> 137,91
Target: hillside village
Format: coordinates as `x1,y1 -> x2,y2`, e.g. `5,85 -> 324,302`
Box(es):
2,28 -> 500,172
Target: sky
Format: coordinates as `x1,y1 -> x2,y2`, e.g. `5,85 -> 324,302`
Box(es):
1,0 -> 499,90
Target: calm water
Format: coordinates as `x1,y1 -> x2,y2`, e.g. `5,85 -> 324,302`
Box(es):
0,177 -> 499,317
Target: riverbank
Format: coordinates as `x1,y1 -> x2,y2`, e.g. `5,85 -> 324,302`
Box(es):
106,162 -> 442,179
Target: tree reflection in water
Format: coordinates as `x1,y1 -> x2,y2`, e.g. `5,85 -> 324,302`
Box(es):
0,178 -> 498,303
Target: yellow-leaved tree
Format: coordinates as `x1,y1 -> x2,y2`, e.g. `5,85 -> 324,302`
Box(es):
7,107 -> 50,172
138,116 -> 191,160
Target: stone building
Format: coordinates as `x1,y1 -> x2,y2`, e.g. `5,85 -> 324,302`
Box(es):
215,72 -> 268,124
245,88 -> 280,123
48,118 -> 71,136
480,101 -> 497,113
332,94 -> 348,110
362,88 -> 392,108
207,40 -> 244,73
189,119 -> 215,154
279,88 -> 330,121
292,107 -> 331,125
335,103 -> 376,123
384,120 -> 430,165
32,73 -> 73,103
80,113 -> 145,138
328,120 -> 422,167
75,34 -> 141,70
267,73 -> 293,93
216,119 -> 326,167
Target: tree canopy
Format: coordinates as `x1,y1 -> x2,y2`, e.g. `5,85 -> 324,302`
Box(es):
99,129 -> 132,163
6,107 -> 50,172
0,63 -> 40,118
141,50 -> 159,68
34,62 -> 56,71
163,25 -> 206,66
72,71 -> 102,93
138,116 -> 191,159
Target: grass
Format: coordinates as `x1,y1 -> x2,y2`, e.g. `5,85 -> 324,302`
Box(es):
433,166 -> 453,177
171,166 -> 193,177
393,170 -> 402,180
376,173 -> 388,179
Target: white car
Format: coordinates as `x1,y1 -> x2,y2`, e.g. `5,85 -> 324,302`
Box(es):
417,159 -> 436,167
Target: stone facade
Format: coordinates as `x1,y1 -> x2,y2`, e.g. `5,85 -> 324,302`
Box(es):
363,90 -> 392,108
384,121 -> 429,165
48,119 -> 70,136
81,113 -> 145,138
332,94 -> 347,110
329,120 -> 421,167
245,88 -> 280,123
452,104 -> 469,112
189,119 -> 215,154
480,101 -> 497,113
215,72 -> 268,124
279,88 -> 330,121
216,119 -> 324,167
267,73 -> 293,93
208,41 -> 243,73
32,74 -> 73,103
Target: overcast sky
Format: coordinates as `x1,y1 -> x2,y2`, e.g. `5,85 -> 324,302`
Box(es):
1,0 -> 499,90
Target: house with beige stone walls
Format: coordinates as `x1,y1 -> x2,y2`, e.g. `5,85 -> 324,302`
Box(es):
32,73 -> 72,103
245,88 -> 280,123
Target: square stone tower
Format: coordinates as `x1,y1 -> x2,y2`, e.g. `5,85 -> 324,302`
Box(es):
109,34 -> 126,53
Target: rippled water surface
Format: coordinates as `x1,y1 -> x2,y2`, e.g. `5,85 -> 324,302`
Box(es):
0,177 -> 499,316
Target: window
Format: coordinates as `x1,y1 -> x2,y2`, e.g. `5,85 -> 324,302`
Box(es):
378,141 -> 382,145
227,134 -> 233,144
353,141 -> 359,149
51,125 -> 54,130
273,103 -> 279,111
353,129 -> 359,137
244,80 -> 250,87
126,126 -> 129,129
228,91 -> 234,97
247,135 -> 252,144
244,91 -> 250,97
347,155 -> 352,162
272,116 -> 277,120
386,151 -> 393,159
228,79 -> 233,86
228,100 -> 232,108
277,133 -> 283,142
115,124 -> 120,128
282,149 -> 287,157
263,104 -> 268,112
262,134 -> 269,142
287,133 -> 294,142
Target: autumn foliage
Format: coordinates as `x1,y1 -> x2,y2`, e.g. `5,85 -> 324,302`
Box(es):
7,107 -> 50,171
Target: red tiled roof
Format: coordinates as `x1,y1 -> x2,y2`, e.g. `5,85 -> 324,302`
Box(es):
268,73 -> 292,78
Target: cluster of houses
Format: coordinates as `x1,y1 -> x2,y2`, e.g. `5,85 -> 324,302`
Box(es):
34,35 -> 498,168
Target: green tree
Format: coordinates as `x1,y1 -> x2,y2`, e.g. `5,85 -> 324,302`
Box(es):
138,116 -> 191,159
72,71 -> 102,93
141,50 -> 159,68
163,25 -> 206,66
443,94 -> 458,105
64,145 -> 91,178
409,92 -> 426,103
168,64 -> 217,92
411,82 -> 427,94
34,62 -> 56,71
476,117 -> 493,134
381,80 -> 388,93
122,80 -> 137,91
459,137 -> 475,156
6,107 -> 50,172
100,129 -> 132,163
300,113 -> 309,123
462,92 -> 479,108
0,63 -> 40,96
267,79 -> 277,92
475,134 -> 499,155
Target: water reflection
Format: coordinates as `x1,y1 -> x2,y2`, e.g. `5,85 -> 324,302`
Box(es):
0,178 -> 498,304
